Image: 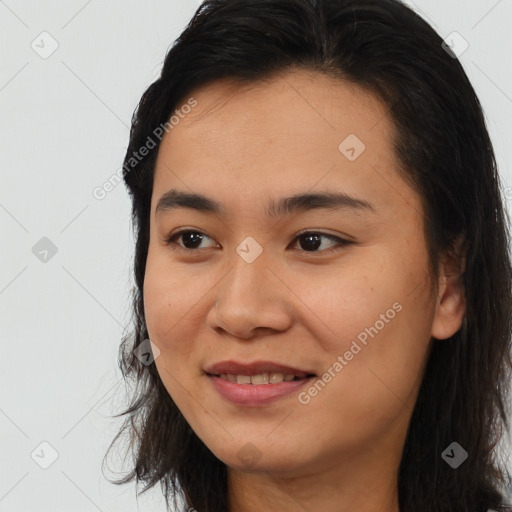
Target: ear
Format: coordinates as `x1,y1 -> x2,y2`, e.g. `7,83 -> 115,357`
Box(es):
430,238 -> 466,341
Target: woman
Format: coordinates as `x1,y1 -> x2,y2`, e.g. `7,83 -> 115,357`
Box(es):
103,1 -> 512,511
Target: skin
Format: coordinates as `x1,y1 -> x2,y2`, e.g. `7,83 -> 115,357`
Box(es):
143,67 -> 466,512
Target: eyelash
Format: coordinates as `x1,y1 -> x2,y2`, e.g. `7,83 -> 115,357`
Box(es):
164,229 -> 353,255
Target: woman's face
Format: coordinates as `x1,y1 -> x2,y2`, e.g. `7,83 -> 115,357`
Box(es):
143,68 -> 464,476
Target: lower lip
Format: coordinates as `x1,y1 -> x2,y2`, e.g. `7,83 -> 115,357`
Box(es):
207,374 -> 314,406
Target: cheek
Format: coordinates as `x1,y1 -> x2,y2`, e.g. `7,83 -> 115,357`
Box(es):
294,253 -> 434,411
289,258 -> 395,352
143,262 -> 203,411
143,249 -> 224,382
143,254 -> 199,361
143,264 -> 171,346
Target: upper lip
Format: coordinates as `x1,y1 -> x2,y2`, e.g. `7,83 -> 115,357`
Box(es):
204,360 -> 315,378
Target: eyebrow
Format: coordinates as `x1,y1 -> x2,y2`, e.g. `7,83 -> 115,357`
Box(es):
155,188 -> 377,218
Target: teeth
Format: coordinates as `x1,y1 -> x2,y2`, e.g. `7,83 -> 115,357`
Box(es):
219,373 -> 299,384
251,373 -> 269,384
269,372 -> 284,383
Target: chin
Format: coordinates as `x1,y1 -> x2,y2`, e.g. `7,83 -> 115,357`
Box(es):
207,439 -> 310,475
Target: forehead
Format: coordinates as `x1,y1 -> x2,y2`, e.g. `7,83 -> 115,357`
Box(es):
152,68 -> 418,222
170,68 -> 389,139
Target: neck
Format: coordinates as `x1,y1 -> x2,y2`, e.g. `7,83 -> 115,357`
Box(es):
227,444 -> 401,512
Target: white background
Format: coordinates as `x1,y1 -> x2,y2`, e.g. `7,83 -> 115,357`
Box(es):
0,1 -> 511,510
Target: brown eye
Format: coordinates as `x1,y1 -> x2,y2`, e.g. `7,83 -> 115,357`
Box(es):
165,230 -> 217,251
164,229 -> 352,254
292,232 -> 352,253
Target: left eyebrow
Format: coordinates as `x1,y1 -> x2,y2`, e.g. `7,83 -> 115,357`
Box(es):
266,190 -> 377,217
155,188 -> 377,218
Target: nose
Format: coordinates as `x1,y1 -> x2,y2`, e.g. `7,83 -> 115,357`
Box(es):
206,251 -> 294,340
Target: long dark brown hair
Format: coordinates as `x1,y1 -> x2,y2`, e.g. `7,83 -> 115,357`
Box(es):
102,1 -> 512,510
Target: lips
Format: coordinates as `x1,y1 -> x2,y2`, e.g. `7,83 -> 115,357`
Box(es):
204,360 -> 316,379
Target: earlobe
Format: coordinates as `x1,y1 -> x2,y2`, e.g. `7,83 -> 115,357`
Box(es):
430,244 -> 466,341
